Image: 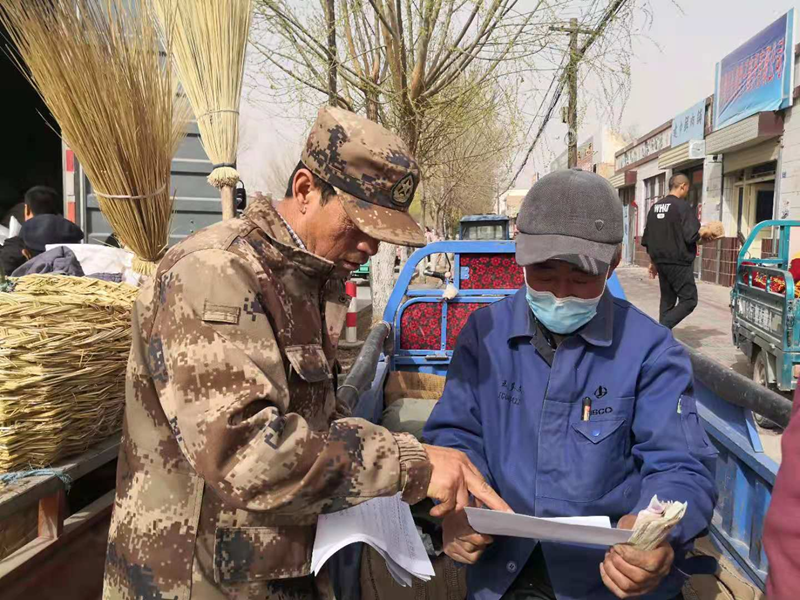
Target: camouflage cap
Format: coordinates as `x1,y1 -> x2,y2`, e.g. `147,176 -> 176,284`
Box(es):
302,106 -> 425,247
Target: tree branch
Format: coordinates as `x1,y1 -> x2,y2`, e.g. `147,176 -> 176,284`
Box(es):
258,50 -> 355,111
367,0 -> 397,39
425,0 -> 489,87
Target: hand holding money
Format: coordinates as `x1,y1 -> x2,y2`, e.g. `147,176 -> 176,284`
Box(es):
628,495 -> 688,551
601,496 -> 685,598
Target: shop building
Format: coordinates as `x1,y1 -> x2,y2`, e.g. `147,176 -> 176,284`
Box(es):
702,9 -> 794,284
609,122 -> 672,266
611,9 -> 795,287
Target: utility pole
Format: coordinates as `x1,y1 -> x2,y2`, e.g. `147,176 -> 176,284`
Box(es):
325,0 -> 337,106
504,0 -> 628,189
550,18 -> 595,168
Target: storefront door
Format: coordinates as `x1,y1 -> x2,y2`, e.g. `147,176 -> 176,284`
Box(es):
737,180 -> 775,258
685,168 -> 704,277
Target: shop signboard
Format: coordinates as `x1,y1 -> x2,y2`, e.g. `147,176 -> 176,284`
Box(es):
615,128 -> 671,171
714,9 -> 795,131
671,100 -> 706,147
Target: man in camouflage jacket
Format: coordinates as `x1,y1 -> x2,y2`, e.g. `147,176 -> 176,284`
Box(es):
103,107 -> 508,600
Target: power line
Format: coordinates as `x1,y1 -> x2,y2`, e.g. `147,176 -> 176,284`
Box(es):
502,0 -> 630,191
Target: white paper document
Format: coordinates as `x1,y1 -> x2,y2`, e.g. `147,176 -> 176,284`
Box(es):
8,216 -> 21,239
465,508 -> 632,547
312,494 -> 435,587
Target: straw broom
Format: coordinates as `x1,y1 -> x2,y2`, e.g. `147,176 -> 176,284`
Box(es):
153,0 -> 253,221
0,0 -> 190,275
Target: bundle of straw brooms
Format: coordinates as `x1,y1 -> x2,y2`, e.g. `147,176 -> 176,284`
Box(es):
0,0 -> 184,472
153,0 -> 253,221
0,0 -> 190,276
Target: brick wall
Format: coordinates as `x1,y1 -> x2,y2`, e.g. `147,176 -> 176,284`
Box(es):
699,237 -> 741,287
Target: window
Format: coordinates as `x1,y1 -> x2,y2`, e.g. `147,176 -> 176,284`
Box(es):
755,190 -> 775,224
644,173 -> 666,215
463,224 -> 505,240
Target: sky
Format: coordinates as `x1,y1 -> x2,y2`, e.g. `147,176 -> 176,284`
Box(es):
238,0 -> 799,196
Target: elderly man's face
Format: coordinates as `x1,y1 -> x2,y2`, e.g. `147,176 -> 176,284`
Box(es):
290,168 -> 381,277
305,192 -> 380,277
525,260 -> 608,300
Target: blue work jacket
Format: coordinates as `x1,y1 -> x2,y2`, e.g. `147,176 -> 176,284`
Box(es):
423,288 -> 717,600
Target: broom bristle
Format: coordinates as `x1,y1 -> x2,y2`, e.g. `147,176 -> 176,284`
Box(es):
0,0 -> 190,270
153,0 -> 252,190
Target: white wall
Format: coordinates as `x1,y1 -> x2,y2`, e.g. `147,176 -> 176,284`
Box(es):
780,49 -> 800,256
599,128 -> 629,164
720,173 -> 741,236
781,105 -> 800,213
701,155 -> 724,225
634,158 -> 670,236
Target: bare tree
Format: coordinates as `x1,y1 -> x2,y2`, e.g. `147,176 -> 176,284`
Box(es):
423,86 -> 515,237
252,0 -> 543,321
251,0 -> 653,322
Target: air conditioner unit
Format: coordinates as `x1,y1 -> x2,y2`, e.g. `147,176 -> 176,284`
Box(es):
688,140 -> 706,159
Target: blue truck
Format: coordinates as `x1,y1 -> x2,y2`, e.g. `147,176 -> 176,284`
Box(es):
459,215 -> 511,241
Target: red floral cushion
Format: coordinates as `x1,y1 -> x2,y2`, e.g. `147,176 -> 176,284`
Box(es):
400,302 -> 442,350
751,270 -> 786,294
446,303 -> 484,350
460,254 -> 523,290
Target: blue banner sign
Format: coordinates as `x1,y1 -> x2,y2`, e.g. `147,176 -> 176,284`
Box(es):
671,100 -> 706,146
714,10 -> 794,130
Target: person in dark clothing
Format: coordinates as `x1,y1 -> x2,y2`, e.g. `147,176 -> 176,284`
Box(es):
0,236 -> 25,276
0,186 -> 74,275
641,173 -> 700,329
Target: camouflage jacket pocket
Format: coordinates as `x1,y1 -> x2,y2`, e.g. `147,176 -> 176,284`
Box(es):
213,525 -> 315,583
285,344 -> 332,383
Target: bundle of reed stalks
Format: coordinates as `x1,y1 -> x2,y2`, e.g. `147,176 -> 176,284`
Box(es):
0,275 -> 138,473
0,0 -> 190,275
153,0 -> 253,220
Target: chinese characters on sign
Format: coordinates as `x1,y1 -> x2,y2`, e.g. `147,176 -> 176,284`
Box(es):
671,100 -> 706,147
615,128 -> 671,171
714,9 -> 795,130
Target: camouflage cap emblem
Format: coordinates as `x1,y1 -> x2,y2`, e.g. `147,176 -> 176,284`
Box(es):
391,173 -> 415,207
302,106 -> 425,246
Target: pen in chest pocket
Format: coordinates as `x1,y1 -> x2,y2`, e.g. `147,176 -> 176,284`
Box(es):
582,397 -> 592,421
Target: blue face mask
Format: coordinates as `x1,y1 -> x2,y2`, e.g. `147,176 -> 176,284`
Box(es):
525,275 -> 605,335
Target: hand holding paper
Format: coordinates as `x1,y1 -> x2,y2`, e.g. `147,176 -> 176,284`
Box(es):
443,508 -> 494,565
311,494 -> 435,587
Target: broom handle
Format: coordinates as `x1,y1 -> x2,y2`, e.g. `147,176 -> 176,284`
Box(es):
221,186 -> 236,221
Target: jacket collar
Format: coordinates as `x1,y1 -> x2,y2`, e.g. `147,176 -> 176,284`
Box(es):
507,286 -> 615,348
245,198 -> 337,279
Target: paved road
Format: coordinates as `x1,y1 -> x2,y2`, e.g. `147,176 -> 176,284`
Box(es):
616,265 -> 783,463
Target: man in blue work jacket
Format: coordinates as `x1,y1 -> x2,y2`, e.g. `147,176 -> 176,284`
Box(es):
423,169 -> 717,600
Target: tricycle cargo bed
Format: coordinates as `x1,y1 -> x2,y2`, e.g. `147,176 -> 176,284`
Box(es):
732,220 -> 800,392
335,240 -> 785,599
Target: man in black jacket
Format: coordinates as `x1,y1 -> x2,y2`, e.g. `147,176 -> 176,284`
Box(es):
0,186 -> 78,275
641,173 -> 700,329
